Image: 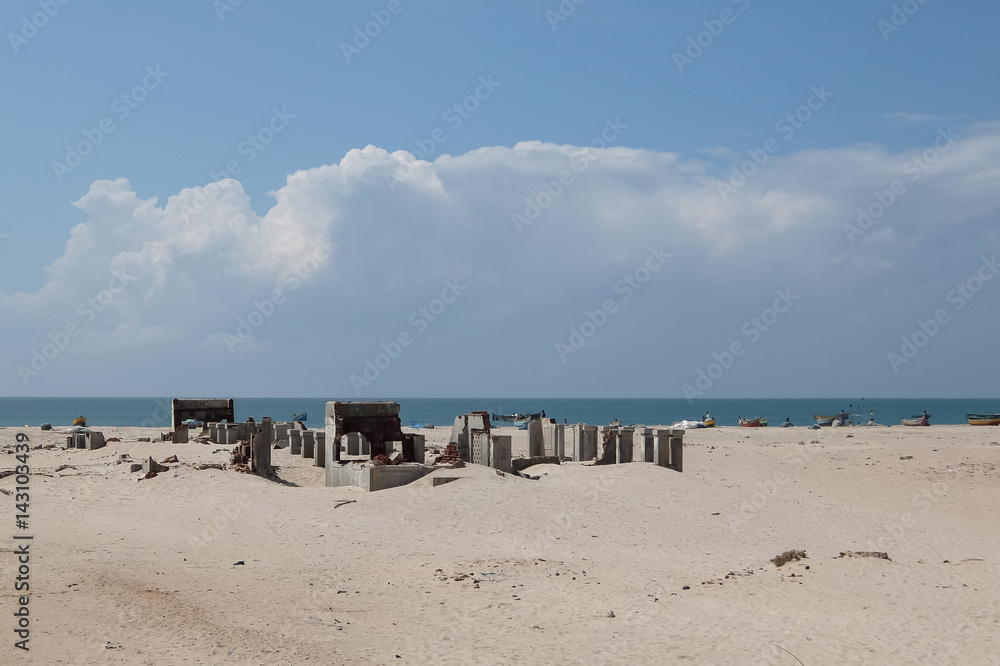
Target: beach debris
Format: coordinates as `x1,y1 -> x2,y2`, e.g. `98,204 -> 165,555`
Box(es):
106,437 -> 121,443
195,463 -> 225,471
142,457 -> 169,474
771,550 -> 808,567
682,585 -> 690,590
838,551 -> 890,560
161,455 -> 179,464
137,437 -> 150,442
606,611 -> 616,618
233,561 -> 245,566
15,433 -> 29,442
334,500 -> 357,509
434,444 -> 462,465
900,455 -> 913,460
40,424 -> 51,430
142,471 -> 158,480
54,464 -> 74,473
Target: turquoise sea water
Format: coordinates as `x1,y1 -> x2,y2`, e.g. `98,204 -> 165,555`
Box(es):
0,397 -> 996,429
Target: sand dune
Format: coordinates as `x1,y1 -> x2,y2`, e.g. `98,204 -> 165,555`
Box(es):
1,424 -> 998,664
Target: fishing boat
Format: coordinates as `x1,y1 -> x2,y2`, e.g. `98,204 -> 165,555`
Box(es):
902,415 -> 930,426
814,417 -> 834,427
492,411 -> 542,423
967,413 -> 1000,426
73,415 -> 87,426
291,412 -> 307,421
813,414 -> 839,422
703,418 -> 716,427
739,417 -> 767,427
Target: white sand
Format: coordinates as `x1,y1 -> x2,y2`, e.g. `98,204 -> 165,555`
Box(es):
1,423 -> 998,664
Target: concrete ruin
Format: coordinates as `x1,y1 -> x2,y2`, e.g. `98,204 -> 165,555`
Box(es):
327,462 -> 436,492
324,401 -> 424,488
595,426 -> 683,472
65,431 -> 105,450
171,398 -> 234,429
450,411 -> 491,462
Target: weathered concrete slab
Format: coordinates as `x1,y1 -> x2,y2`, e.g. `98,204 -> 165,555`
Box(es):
171,398 -> 234,429
326,462 -> 434,492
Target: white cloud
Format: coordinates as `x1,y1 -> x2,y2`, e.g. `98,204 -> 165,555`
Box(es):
3,124 -> 1000,396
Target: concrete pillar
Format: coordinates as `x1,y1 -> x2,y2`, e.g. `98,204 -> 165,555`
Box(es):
174,425 -> 189,444
301,430 -> 315,459
654,429 -> 672,468
669,432 -> 683,473
313,431 -> 326,468
85,431 -> 106,450
288,429 -> 302,455
527,419 -> 544,458
412,434 -> 426,464
251,418 -> 273,477
341,432 -> 370,461
491,435 -> 512,473
616,428 -> 634,464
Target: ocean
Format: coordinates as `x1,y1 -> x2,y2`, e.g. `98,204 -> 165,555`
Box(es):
0,397 -> 996,429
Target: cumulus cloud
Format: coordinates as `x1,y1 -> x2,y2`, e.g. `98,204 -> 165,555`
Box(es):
3,123 -> 1000,397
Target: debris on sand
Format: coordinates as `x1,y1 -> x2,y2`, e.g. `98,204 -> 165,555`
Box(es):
839,551 -> 890,560
771,550 -> 807,567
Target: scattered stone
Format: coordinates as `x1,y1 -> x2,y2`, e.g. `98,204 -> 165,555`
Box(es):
142,471 -> 158,480
233,561 -> 245,566
161,455 -> 179,464
54,465 -> 74,472
137,437 -> 150,442
838,551 -> 890,560
682,585 -> 690,590
771,550 -> 807,567
142,457 -> 169,474
900,456 -> 913,460
606,611 -> 615,618
195,463 -> 225,471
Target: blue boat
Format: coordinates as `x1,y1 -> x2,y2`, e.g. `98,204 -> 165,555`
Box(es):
291,412 -> 306,421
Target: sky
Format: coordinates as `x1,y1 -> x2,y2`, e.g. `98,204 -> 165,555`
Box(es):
1,0 -> 998,399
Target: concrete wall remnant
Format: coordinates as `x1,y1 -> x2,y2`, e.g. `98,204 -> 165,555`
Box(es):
171,398 -> 234,429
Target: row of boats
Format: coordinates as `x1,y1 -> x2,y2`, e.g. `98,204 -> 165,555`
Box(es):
734,412 -> 1000,427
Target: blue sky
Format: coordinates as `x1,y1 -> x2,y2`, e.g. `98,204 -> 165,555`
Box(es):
1,0 -> 998,398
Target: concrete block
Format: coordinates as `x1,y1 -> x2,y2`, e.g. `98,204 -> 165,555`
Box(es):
412,434 -> 426,464
129,463 -> 143,473
85,431 -> 106,450
142,457 -> 169,474
74,433 -> 87,449
288,429 -> 302,455
527,419 -> 544,458
616,428 -> 634,464
340,432 -> 370,461
313,431 -> 326,468
301,430 -> 315,459
326,461 -> 434,491
669,434 -> 683,473
491,435 -> 512,473
273,422 -> 292,448
174,425 -> 189,444
471,430 -> 490,467
654,429 -> 672,468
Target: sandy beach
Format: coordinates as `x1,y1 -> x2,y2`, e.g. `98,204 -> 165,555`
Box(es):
2,423 -> 998,664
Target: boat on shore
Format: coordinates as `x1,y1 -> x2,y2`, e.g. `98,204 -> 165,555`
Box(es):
291,412 -> 306,421
967,413 -> 1000,426
902,415 -> 930,426
739,417 -> 767,427
703,417 -> 716,427
492,411 -> 542,423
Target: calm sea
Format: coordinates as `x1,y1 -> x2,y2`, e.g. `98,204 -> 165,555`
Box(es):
0,397 -> 996,428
